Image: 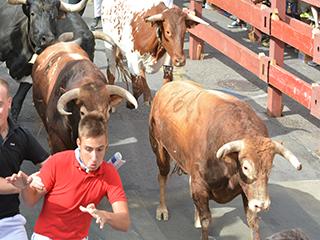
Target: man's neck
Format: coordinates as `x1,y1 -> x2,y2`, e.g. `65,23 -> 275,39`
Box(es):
0,122 -> 9,139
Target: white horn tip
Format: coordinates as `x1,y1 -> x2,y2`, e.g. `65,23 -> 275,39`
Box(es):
132,101 -> 138,109
296,162 -> 302,171
216,149 -> 223,159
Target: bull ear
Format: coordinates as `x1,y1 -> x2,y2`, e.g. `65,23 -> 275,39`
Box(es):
58,10 -> 67,20
109,95 -> 124,109
60,87 -> 67,94
183,9 -> 209,28
106,85 -> 138,109
185,20 -> 198,29
22,4 -> 30,16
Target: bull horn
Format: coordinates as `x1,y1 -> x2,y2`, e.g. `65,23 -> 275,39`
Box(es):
186,12 -> 209,26
57,88 -> 80,115
28,54 -> 38,64
216,140 -> 244,159
107,85 -> 138,109
59,0 -> 88,12
273,141 -> 302,170
145,13 -> 164,22
92,31 -> 115,46
7,0 -> 27,5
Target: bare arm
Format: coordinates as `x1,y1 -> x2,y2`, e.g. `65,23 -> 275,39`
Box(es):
80,201 -> 130,231
5,171 -> 46,207
39,158 -> 49,167
0,177 -> 20,194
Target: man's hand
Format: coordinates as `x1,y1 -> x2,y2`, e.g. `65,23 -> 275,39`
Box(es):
80,203 -> 107,229
29,171 -> 45,191
5,171 -> 31,190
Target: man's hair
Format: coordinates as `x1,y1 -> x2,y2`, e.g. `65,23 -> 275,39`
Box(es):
78,112 -> 107,139
0,78 -> 10,97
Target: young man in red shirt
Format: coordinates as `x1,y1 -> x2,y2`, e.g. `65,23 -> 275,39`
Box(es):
7,112 -> 130,239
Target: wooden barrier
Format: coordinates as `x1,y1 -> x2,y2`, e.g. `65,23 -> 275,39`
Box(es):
188,0 -> 320,119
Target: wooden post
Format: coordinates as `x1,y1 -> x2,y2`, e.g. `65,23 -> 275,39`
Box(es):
267,0 -> 286,117
189,0 -> 203,60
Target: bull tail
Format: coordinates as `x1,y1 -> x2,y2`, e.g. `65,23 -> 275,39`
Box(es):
171,163 -> 187,176
114,47 -> 131,90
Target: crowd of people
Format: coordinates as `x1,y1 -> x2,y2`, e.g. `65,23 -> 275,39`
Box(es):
205,0 -> 319,66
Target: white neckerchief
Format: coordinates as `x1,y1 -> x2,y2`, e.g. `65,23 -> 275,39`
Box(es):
75,148 -> 90,173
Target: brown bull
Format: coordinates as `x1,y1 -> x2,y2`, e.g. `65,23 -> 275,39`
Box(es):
149,80 -> 302,240
32,41 -> 137,153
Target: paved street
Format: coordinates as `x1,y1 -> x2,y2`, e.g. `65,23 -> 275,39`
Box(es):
1,1 -> 319,239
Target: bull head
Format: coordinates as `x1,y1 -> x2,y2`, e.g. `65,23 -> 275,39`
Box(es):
216,137 -> 301,213
145,7 -> 208,67
8,0 -> 88,53
57,85 -> 138,116
216,139 -> 302,170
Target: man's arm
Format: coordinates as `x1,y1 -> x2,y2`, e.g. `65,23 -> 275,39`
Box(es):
0,177 -> 20,194
39,158 -> 49,167
5,171 -> 46,207
80,201 -> 130,231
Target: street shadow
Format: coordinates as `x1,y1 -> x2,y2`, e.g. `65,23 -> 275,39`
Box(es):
135,180 -> 319,240
207,183 -> 319,239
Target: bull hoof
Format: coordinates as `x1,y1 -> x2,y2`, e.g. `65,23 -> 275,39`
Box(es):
208,237 -> 217,240
156,206 -> 169,221
194,218 -> 201,229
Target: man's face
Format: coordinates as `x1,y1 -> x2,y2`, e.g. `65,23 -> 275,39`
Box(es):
77,135 -> 108,172
0,85 -> 11,128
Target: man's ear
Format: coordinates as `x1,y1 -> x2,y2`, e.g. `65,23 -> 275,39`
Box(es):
76,138 -> 80,147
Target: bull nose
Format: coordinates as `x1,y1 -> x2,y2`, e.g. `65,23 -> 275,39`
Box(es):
173,57 -> 186,67
40,34 -> 55,47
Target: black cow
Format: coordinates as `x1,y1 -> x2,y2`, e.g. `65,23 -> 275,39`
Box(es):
0,0 -> 94,121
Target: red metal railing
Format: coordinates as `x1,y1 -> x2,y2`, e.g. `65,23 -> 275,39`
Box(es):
188,0 -> 320,119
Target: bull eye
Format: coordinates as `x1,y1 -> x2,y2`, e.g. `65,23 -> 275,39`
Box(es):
80,111 -> 85,116
242,160 -> 252,174
30,12 -> 35,17
166,31 -> 171,36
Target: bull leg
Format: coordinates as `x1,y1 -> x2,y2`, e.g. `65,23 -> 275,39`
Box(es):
191,176 -> 211,240
106,67 -> 116,85
163,53 -> 173,84
47,131 -> 73,154
126,75 -> 143,109
189,176 -> 201,228
11,82 -> 32,122
139,70 -> 152,106
155,146 -> 170,220
149,128 -> 171,221
241,193 -> 260,240
157,171 -> 169,221
106,67 -> 117,113
163,65 -> 173,84
127,74 -> 152,109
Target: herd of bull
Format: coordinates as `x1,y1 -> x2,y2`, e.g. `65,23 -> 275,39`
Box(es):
0,0 -> 303,239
